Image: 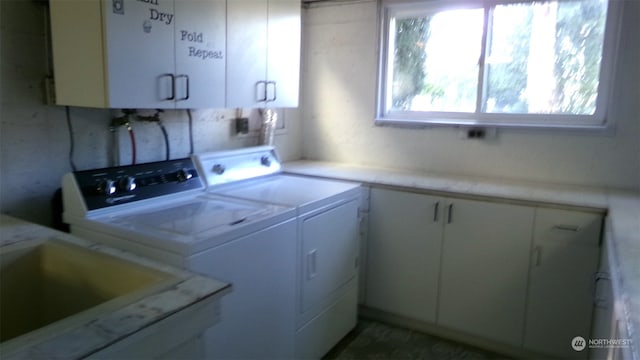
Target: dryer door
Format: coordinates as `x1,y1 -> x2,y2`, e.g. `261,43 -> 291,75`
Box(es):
301,200 -> 359,314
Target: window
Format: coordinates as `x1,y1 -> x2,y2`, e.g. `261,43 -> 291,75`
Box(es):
376,0 -> 622,129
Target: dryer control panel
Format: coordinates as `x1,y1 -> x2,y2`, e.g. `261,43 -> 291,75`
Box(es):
68,158 -> 204,211
194,146 -> 282,188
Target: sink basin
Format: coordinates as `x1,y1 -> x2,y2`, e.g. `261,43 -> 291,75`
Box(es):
0,239 -> 174,343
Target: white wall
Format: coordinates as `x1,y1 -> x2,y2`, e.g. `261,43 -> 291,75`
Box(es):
301,0 -> 640,190
0,0 -> 302,226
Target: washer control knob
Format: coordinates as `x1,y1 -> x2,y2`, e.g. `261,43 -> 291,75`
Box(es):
97,179 -> 117,196
176,169 -> 193,182
212,164 -> 226,175
260,156 -> 272,167
119,176 -> 137,192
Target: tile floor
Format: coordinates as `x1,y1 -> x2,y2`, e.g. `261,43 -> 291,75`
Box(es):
324,320 -> 511,360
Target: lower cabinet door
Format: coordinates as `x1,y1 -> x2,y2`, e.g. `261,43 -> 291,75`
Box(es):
524,208 -> 601,358
438,198 -> 534,347
365,188 -> 443,323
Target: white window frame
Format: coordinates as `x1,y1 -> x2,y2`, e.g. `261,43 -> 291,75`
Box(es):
375,0 -> 623,130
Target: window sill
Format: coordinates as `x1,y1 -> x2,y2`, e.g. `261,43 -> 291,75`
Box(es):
374,117 -> 615,135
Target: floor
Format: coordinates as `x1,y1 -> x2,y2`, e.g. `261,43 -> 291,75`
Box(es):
324,320 -> 511,360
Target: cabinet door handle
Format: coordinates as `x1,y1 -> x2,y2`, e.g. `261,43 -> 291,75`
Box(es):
433,201 -> 440,222
307,249 -> 317,280
447,204 -> 453,224
593,272 -> 610,308
161,73 -> 175,101
176,74 -> 189,101
533,246 -> 542,266
266,81 -> 277,102
255,81 -> 268,102
552,224 -> 581,232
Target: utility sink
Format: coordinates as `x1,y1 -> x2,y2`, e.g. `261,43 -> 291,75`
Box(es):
0,239 -> 175,343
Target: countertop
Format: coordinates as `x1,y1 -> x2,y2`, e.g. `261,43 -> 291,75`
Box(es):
284,160 -> 640,360
0,214 -> 231,359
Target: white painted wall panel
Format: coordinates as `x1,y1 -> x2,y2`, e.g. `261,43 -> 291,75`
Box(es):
300,0 -> 640,191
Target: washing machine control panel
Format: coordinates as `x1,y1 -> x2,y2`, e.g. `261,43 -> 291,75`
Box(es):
71,158 -> 204,210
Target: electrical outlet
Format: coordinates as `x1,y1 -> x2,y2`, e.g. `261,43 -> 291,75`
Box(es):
459,127 -> 498,140
468,128 -> 486,139
235,117 -> 249,134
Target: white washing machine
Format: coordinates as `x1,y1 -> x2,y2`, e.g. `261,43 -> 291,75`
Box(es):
194,146 -> 362,359
62,157 -> 297,359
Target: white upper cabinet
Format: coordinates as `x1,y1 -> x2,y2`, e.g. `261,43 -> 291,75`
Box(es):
265,0 -> 301,108
226,0 -> 267,108
103,0 -> 176,108
50,0 -> 226,109
226,0 -> 301,108
173,0 -> 226,109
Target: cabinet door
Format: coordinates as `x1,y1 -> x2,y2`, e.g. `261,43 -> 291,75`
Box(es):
174,0 -> 226,108
438,198 -> 534,347
266,0 -> 301,107
366,188 -> 443,323
104,0 -> 176,108
301,200 -> 359,314
524,208 -> 601,358
226,0 -> 268,108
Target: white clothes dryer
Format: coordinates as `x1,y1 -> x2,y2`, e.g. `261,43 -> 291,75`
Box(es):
194,146 -> 362,359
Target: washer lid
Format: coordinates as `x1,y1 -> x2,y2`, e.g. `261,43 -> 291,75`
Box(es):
101,194 -> 291,253
124,197 -> 269,236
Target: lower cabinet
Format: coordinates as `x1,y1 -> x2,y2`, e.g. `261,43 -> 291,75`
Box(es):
365,186 -> 603,357
366,189 -> 442,323
438,198 -> 534,347
524,208 -> 602,358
